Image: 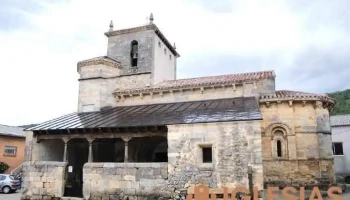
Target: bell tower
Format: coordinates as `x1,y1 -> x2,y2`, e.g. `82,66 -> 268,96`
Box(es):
104,14 -> 180,84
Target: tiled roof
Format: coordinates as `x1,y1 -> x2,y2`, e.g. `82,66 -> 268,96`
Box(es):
77,56 -> 121,70
104,24 -> 179,57
27,97 -> 261,132
114,70 -> 275,95
330,115 -> 350,127
260,90 -> 335,103
0,124 -> 26,138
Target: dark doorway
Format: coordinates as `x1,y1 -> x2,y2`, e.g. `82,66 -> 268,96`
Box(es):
64,138 -> 89,198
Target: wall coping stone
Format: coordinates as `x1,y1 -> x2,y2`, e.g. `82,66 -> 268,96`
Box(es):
84,162 -> 168,168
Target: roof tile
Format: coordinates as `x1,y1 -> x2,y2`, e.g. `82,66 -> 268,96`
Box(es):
115,70 -> 275,94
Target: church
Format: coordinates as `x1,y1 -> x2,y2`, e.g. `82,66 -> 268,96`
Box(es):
21,15 -> 336,200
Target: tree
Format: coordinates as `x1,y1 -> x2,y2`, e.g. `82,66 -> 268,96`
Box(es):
0,162 -> 9,173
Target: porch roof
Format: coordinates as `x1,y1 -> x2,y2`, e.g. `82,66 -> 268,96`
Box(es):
26,97 -> 261,132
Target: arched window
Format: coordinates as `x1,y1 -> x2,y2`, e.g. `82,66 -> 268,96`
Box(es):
130,40 -> 138,67
277,140 -> 282,157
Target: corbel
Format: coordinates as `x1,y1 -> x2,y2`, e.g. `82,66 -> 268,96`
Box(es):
221,85 -> 225,89
315,101 -> 322,108
211,86 -> 215,90
150,92 -> 153,98
170,90 -> 173,95
121,95 -> 125,102
129,94 -> 133,99
139,93 -> 143,99
277,101 -> 282,107
266,101 -> 270,108
302,101 -> 306,107
232,84 -> 236,91
116,95 -> 120,102
253,82 -> 257,89
179,89 -> 183,94
289,100 -> 293,107
200,87 -> 204,94
159,91 -> 163,97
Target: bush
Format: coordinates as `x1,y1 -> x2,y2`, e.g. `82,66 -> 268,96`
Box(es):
0,162 -> 9,173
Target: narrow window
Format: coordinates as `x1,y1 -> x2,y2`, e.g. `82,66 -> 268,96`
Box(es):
164,48 -> 167,54
277,140 -> 282,157
130,40 -> 138,67
169,54 -> 172,60
4,146 -> 17,156
202,147 -> 212,163
158,41 -> 161,47
333,142 -> 344,155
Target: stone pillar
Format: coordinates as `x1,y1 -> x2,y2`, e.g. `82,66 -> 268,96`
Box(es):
62,138 -> 69,162
122,136 -> 132,162
87,138 -> 95,163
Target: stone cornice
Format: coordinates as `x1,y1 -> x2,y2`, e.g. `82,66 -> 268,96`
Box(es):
104,24 -> 180,57
77,56 -> 121,72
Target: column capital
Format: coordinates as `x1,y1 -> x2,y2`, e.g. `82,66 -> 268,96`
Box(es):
62,137 -> 70,144
87,137 -> 95,144
121,136 -> 132,142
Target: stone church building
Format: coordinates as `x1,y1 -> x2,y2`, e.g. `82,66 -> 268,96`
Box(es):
22,16 -> 336,200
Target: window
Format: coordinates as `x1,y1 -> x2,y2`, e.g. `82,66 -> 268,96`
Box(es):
4,146 -> 17,156
169,54 -> 172,60
0,176 -> 5,181
202,147 -> 212,163
164,48 -> 167,54
333,142 -> 344,155
277,140 -> 282,157
158,41 -> 161,47
130,40 -> 138,67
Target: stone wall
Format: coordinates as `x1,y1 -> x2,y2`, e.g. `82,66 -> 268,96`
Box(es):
167,121 -> 263,198
107,30 -> 155,76
78,73 -> 152,112
83,163 -> 170,200
260,100 -> 335,186
263,159 -> 334,187
116,78 -> 275,106
21,161 -> 67,200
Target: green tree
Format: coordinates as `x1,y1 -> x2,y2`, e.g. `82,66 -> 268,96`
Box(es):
0,162 -> 9,173
327,89 -> 350,115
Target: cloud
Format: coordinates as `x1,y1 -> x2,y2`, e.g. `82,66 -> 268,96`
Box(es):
0,0 -> 349,125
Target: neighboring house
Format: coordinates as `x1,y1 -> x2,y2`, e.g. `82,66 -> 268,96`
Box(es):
0,124 -> 26,174
330,114 -> 350,184
22,15 -> 336,200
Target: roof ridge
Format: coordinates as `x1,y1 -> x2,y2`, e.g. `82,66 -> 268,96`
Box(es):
0,124 -> 23,128
165,70 -> 275,82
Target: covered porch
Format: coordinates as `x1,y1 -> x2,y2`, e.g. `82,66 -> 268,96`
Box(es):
22,97 -> 263,200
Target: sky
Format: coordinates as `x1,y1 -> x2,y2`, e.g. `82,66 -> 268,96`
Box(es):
0,0 -> 349,126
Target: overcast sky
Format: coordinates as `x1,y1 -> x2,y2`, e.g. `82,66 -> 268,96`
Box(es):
0,0 -> 349,126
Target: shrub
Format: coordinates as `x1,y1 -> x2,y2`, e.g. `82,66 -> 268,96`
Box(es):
0,162 -> 9,173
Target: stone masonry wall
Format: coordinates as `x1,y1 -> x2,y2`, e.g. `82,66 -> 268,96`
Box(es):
83,163 -> 170,200
167,121 -> 263,199
260,100 -> 335,186
116,78 -> 275,107
21,161 -> 67,200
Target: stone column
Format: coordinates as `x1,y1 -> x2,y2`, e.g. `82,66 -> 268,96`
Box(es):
62,138 -> 69,162
121,137 -> 132,162
87,138 -> 95,163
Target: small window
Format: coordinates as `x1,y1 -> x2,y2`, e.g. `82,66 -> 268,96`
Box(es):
333,142 -> 344,155
164,48 -> 167,54
202,147 -> 212,163
158,41 -> 161,47
277,140 -> 282,157
4,146 -> 17,156
169,54 -> 172,60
